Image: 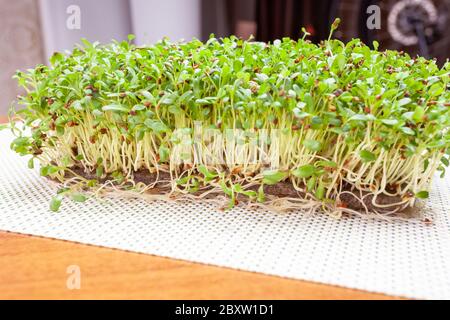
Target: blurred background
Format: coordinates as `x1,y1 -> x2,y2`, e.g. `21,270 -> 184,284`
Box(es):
1,0 -> 449,114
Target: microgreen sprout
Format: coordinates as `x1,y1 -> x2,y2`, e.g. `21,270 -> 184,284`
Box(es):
6,26 -> 450,218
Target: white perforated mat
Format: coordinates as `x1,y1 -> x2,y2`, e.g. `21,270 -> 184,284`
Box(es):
1,130 -> 449,299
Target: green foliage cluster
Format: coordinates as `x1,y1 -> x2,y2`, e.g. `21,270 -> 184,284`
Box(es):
7,25 -> 450,213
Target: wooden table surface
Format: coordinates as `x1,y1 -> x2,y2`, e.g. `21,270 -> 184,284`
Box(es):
0,116 -> 397,300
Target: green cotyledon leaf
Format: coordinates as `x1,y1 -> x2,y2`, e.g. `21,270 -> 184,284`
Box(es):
102,104 -> 129,112
262,170 -> 288,185
415,191 -> 429,199
303,139 -> 322,152
49,196 -> 62,212
359,150 -> 376,163
292,165 -> 316,178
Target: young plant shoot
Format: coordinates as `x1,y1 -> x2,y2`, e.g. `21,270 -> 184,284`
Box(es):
7,22 -> 450,218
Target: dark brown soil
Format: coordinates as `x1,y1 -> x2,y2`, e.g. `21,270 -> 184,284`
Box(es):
339,190 -> 404,213
67,167 -> 405,213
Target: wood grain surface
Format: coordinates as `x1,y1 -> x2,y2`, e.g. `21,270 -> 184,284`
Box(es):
0,116 -> 398,299
0,232 -> 399,300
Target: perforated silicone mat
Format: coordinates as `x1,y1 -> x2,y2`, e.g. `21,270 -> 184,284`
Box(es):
1,130 -> 449,299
